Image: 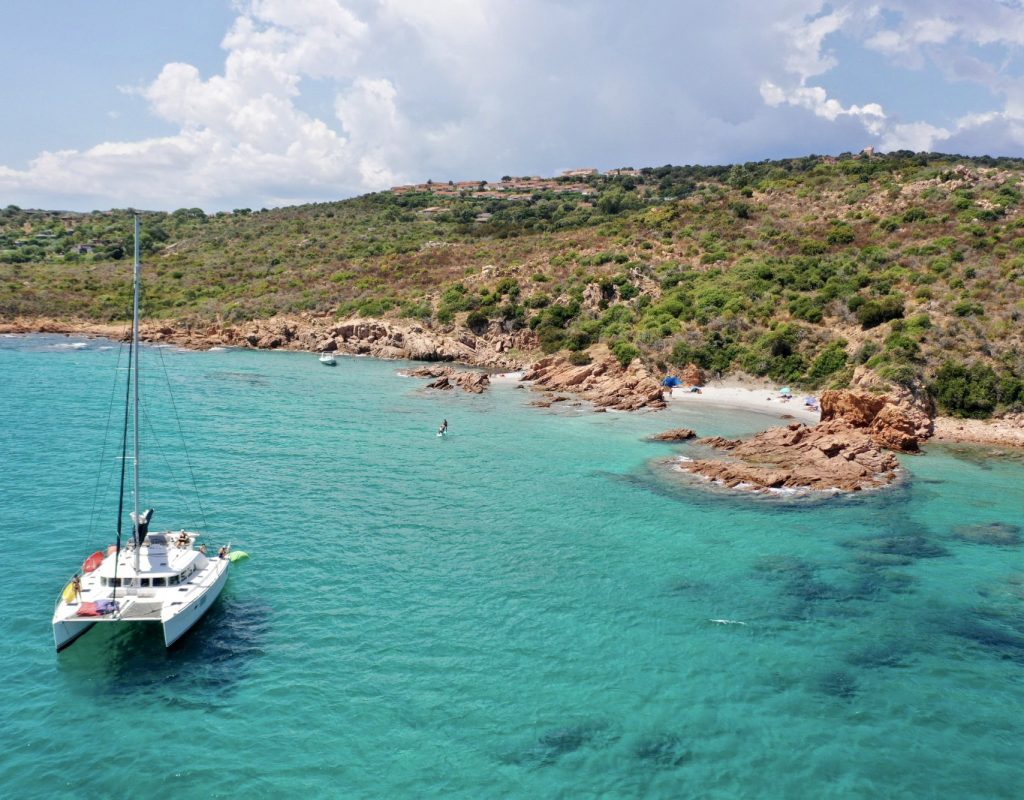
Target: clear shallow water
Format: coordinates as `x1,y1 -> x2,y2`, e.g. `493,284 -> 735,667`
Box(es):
1,334 -> 1023,799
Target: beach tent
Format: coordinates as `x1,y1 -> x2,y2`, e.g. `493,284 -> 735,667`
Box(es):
779,387 -> 792,396
804,396 -> 817,406
662,376 -> 681,387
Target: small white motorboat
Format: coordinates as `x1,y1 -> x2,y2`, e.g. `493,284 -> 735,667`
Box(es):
319,352 -> 337,366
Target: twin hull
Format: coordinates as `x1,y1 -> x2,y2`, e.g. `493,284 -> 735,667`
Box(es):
53,560 -> 230,651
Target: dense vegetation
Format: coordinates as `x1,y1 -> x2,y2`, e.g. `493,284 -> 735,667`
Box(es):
4,151 -> 1024,418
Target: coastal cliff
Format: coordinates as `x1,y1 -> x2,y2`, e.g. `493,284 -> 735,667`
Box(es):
0,314 -> 535,370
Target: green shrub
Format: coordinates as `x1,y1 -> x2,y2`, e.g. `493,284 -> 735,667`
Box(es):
611,340 -> 640,367
953,300 -> 984,317
807,340 -> 848,385
466,310 -> 489,333
855,341 -> 879,364
856,296 -> 904,329
827,224 -> 855,245
398,300 -> 431,319
568,350 -> 592,366
930,361 -> 999,417
789,295 -> 823,323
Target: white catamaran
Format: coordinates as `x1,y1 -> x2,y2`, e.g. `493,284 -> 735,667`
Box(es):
52,217 -> 231,651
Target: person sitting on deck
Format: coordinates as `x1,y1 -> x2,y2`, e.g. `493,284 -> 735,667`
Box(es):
218,546 -> 228,559
176,531 -> 190,548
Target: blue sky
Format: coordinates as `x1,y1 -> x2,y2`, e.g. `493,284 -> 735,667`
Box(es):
3,0 -> 1024,211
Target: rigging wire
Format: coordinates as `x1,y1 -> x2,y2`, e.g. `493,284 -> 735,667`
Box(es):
155,344 -> 209,530
86,336 -> 129,541
139,394 -> 200,532
111,332 -> 134,603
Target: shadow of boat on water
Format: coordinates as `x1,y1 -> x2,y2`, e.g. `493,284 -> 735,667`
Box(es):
56,590 -> 271,704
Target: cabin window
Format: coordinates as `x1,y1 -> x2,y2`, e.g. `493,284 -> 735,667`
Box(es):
141,578 -> 150,588
170,575 -> 179,585
153,577 -> 166,587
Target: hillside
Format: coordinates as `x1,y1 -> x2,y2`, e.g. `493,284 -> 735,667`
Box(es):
3,151 -> 1024,418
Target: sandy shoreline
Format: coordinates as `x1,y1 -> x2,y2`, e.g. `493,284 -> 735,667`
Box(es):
665,384 -> 821,424
931,415 -> 1024,448
6,326 -> 1024,448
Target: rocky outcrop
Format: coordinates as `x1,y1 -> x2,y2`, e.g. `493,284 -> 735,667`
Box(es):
674,367 -> 925,494
521,351 -> 666,411
57,314 -> 540,370
314,319 -> 534,368
678,420 -> 900,492
678,363 -> 705,387
649,428 -> 697,441
399,365 -> 490,394
819,367 -> 935,453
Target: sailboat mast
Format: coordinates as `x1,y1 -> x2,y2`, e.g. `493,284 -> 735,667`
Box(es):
132,216 -> 142,572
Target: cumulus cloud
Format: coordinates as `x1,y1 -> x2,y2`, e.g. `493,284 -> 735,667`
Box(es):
763,1 -> 1024,155
3,0 -> 1024,211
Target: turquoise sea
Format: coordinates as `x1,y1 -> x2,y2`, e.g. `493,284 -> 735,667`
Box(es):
1,334 -> 1023,799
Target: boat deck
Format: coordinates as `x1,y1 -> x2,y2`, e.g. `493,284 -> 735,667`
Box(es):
62,598 -> 164,622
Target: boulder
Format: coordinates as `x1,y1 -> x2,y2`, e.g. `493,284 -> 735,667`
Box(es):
649,428 -> 697,441
679,363 -> 704,386
425,376 -> 453,390
522,351 -> 666,412
819,366 -> 934,453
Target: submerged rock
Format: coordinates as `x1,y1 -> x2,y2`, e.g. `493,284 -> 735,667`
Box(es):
845,532 -> 949,559
632,732 -> 690,768
951,522 -> 1022,546
819,670 -> 859,699
503,720 -> 619,767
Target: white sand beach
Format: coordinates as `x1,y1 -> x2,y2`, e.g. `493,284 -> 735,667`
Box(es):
666,383 -> 821,424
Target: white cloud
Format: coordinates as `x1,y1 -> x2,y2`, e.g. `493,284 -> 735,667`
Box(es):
4,0 -> 1024,211
761,81 -> 886,133
879,120 -> 950,151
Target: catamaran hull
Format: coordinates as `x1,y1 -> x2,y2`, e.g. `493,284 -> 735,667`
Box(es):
53,620 -> 96,652
52,560 -> 230,651
163,561 -> 230,647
